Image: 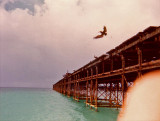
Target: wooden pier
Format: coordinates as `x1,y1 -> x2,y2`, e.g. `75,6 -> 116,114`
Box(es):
53,26 -> 160,111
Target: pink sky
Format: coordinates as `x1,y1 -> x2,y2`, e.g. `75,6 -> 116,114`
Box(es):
0,0 -> 160,88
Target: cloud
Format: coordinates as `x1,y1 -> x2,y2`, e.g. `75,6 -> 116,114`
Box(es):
1,0 -> 46,15
0,0 -> 160,88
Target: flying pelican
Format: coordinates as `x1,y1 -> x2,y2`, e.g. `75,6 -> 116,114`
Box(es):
94,26 -> 107,39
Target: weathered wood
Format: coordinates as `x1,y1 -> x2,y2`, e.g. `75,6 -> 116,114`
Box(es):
53,26 -> 160,111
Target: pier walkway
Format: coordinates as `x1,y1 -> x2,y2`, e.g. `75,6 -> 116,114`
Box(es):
53,26 -> 160,111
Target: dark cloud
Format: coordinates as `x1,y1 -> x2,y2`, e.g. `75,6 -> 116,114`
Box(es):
2,0 -> 45,15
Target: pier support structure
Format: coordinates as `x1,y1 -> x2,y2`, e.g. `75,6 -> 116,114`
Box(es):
53,26 -> 160,111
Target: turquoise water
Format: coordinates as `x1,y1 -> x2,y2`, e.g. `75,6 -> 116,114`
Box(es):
0,88 -> 119,121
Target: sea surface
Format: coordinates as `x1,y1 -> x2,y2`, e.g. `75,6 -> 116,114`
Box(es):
0,87 -> 119,121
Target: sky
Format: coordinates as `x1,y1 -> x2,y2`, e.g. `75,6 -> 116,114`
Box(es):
0,0 -> 160,88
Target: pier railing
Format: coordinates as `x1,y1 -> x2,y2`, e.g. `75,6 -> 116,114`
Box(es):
53,26 -> 160,111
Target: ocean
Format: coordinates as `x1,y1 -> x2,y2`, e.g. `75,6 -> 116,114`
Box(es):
0,87 -> 119,121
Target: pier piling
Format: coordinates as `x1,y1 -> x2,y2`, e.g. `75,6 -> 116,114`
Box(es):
53,26 -> 160,111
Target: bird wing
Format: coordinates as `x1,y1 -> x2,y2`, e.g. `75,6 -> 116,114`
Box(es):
103,26 -> 107,33
93,34 -> 103,39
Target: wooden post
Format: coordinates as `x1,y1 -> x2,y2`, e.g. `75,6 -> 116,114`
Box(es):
61,80 -> 63,94
68,78 -> 71,97
77,82 -> 80,101
74,75 -> 76,99
86,70 -> 89,105
75,75 -> 78,100
95,79 -> 98,111
86,80 -> 88,104
137,46 -> 142,78
90,68 -> 93,108
121,54 -> 125,104
109,82 -> 112,105
95,66 -> 98,111
63,79 -> 65,95
121,75 -> 125,104
90,79 -> 93,108
67,78 -> 69,97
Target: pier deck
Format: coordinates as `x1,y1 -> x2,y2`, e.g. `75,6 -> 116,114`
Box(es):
53,26 -> 160,111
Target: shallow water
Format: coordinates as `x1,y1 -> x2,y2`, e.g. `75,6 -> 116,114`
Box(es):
0,87 -> 119,121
